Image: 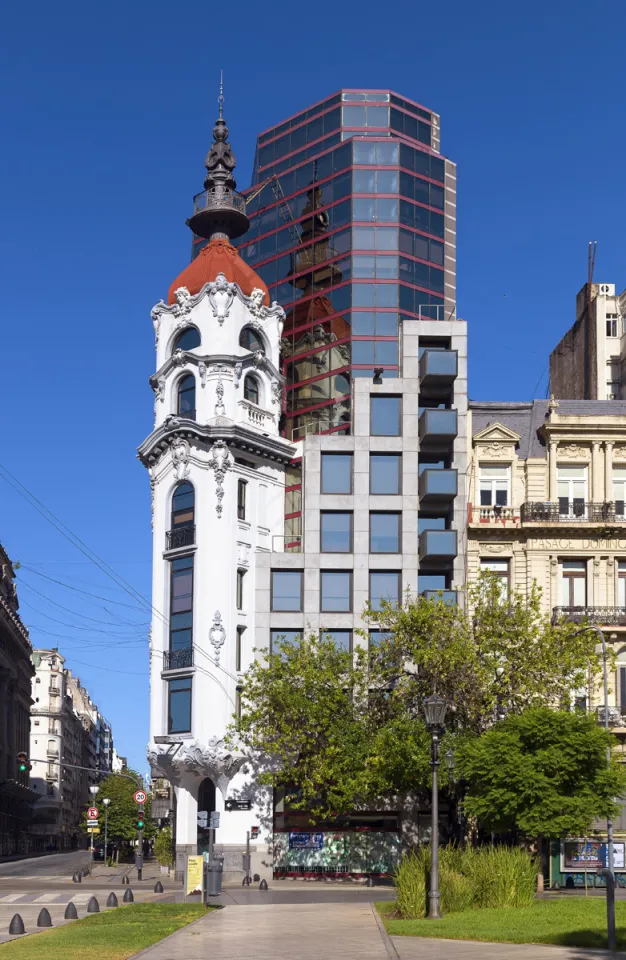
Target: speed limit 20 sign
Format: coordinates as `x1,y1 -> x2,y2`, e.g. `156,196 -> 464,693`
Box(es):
133,790 -> 147,805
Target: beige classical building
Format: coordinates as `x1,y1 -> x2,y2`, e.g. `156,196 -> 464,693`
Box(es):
467,398 -> 626,721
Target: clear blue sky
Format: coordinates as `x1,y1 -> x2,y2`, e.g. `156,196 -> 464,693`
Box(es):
2,0 -> 625,772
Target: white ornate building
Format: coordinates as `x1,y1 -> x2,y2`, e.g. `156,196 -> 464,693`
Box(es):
139,105 -> 294,878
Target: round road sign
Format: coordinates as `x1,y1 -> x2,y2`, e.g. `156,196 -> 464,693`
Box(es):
87,807 -> 98,820
134,790 -> 147,805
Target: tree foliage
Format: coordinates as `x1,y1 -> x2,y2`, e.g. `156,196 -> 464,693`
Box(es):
79,769 -> 156,843
154,826 -> 174,868
234,576 -> 606,828
459,707 -> 626,838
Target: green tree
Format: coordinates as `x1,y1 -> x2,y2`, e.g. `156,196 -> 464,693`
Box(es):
459,707 -> 626,838
79,770 -> 156,843
154,826 -> 174,869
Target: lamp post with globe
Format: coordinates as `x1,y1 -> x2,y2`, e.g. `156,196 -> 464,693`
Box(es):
423,694 -> 448,920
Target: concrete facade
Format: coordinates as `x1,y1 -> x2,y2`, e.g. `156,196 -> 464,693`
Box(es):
550,282 -> 626,400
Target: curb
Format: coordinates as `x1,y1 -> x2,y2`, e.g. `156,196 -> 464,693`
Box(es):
370,902 -> 400,960
126,908 -> 218,960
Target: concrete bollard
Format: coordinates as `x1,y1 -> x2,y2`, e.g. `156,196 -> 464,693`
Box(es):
37,908 -> 52,928
8,914 -> 25,935
366,877 -> 375,887
154,881 -> 163,893
106,893 -> 118,908
64,902 -> 78,920
259,879 -> 269,890
87,897 -> 100,914
123,888 -> 134,903
122,875 -> 129,885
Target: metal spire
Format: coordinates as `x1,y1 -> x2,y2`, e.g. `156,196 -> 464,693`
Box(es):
218,70 -> 224,120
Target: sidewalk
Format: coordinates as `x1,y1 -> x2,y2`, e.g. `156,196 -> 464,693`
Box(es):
130,900 -> 626,960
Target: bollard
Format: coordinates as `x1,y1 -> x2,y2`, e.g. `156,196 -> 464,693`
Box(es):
75,872 -> 82,883
37,908 -> 52,928
123,888 -> 134,903
8,914 -> 25,935
122,875 -> 129,885
106,893 -> 118,908
154,881 -> 163,893
87,897 -> 100,914
64,902 -> 78,920
259,878 -> 269,890
366,877 -> 375,887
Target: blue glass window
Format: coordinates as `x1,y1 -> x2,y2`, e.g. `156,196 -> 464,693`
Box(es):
168,677 -> 192,734
320,571 -> 352,612
320,629 -> 352,651
177,374 -> 195,420
370,455 -> 401,494
170,555 -> 193,651
371,396 -> 401,435
270,630 -> 302,653
320,512 -> 353,553
370,513 -> 401,553
369,572 -> 401,610
321,454 -> 353,493
271,571 -> 303,611
173,327 -> 201,352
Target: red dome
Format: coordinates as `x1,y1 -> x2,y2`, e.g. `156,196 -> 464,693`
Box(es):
167,238 -> 269,306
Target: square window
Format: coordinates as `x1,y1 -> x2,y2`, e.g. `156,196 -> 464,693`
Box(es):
369,571 -> 401,610
370,512 -> 401,553
271,570 -> 303,611
353,226 -> 375,249
353,340 -> 376,364
366,105 -> 389,127
375,227 -> 398,250
353,283 -> 376,307
370,454 -> 401,494
353,169 -> 376,193
375,255 -> 398,279
375,340 -> 398,365
320,629 -> 352,651
369,630 -> 393,647
352,311 -> 376,335
353,255 -> 376,279
353,198 -> 375,221
343,105 -> 366,126
321,453 -> 353,493
376,284 -> 398,308
320,512 -> 353,552
270,630 -> 302,653
320,571 -> 352,612
371,396 -> 401,435
376,198 -> 398,222
375,313 -> 398,336
376,170 -> 398,193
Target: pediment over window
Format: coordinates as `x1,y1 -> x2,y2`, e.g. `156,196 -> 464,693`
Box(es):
473,422 -> 521,444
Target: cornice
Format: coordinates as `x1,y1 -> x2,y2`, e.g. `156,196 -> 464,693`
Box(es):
150,352 -> 283,390
151,278 -> 284,324
137,419 -> 296,468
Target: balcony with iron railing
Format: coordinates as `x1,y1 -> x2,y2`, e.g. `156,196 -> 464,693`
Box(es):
163,648 -> 194,671
552,606 -> 626,626
166,524 -> 196,551
521,501 -> 626,523
597,705 -> 626,726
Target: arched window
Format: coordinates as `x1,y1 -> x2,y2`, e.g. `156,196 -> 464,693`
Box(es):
173,327 -> 201,352
167,482 -> 195,549
177,374 -> 196,420
239,327 -> 265,353
243,375 -> 260,405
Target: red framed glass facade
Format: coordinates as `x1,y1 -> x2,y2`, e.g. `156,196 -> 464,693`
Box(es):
191,89 -> 454,443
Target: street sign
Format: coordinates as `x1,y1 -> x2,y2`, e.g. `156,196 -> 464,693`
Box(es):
251,826 -> 260,839
209,811 -> 220,829
134,790 -> 147,805
87,827 -> 100,834
225,798 -> 251,811
86,821 -> 99,827
197,810 -> 208,828
87,807 -> 98,820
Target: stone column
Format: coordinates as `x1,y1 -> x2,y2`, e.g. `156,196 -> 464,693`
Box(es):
174,779 -> 199,882
605,441 -> 614,502
592,441 -> 603,502
549,442 -> 558,501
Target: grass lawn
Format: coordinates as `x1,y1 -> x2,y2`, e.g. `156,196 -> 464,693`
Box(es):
378,897 -> 626,950
0,902 -> 207,960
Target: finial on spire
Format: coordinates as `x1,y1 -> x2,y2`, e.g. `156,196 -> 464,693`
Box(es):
218,70 -> 224,120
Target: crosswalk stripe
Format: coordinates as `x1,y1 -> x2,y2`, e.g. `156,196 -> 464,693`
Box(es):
0,895 -> 25,903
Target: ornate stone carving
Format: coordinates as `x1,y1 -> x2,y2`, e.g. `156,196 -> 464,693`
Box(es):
613,447 -> 626,460
207,440 -> 231,517
151,303 -> 165,343
248,288 -> 266,323
215,376 -> 225,416
271,381 -> 282,406
253,350 -> 264,368
208,273 -> 236,325
478,441 -> 515,459
172,286 -> 193,321
237,542 -> 251,567
480,543 -> 509,554
558,443 -> 590,459
209,610 -> 226,663
172,348 -> 186,366
171,438 -> 190,481
148,738 -> 251,797
234,362 -> 243,387
198,361 -> 207,388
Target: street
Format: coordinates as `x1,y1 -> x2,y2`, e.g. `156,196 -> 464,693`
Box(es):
0,850 -> 89,879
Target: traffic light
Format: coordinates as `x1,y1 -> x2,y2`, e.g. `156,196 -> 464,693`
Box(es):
137,808 -> 145,830
16,752 -> 30,775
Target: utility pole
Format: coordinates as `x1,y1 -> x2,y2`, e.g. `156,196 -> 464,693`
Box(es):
103,798 -> 111,864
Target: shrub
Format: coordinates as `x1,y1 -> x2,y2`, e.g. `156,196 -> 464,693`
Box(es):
394,844 -> 538,918
154,826 -> 175,869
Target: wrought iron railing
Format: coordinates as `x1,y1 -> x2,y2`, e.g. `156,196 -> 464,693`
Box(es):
163,648 -> 194,671
166,524 -> 196,551
552,606 -> 626,626
521,501 -> 626,522
597,705 -> 625,725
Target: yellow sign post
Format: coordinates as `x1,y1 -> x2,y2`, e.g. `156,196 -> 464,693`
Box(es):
87,828 -> 100,835
186,855 -> 203,896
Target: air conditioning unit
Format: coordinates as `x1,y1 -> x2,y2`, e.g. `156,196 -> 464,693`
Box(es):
599,283 -> 615,296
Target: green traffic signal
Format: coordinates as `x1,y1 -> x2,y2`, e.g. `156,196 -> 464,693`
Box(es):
137,819 -> 144,829
17,753 -> 28,773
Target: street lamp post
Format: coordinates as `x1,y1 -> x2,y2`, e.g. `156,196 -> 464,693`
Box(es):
423,693 -> 448,920
103,798 -> 111,865
572,624 -> 615,952
88,784 -> 99,876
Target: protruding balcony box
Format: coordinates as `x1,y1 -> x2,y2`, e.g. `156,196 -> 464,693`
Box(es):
419,468 -> 458,504
418,409 -> 458,450
422,589 -> 458,605
419,530 -> 458,565
419,350 -> 458,390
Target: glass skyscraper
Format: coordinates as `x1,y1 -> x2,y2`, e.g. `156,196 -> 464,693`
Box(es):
192,88 -> 457,444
